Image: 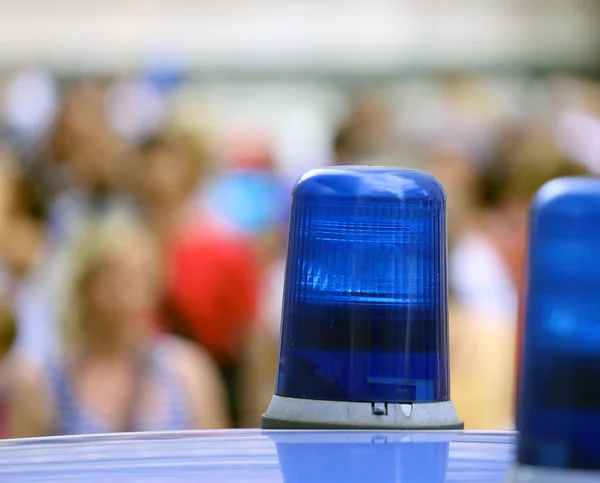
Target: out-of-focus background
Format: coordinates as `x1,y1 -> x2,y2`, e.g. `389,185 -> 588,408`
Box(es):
0,0 -> 599,436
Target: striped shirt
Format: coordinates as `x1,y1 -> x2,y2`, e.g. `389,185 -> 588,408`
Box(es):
47,338 -> 192,435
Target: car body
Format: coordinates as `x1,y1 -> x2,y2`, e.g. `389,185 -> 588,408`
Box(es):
0,430 -> 515,482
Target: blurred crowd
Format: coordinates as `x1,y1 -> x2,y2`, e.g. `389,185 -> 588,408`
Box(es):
0,66 -> 599,436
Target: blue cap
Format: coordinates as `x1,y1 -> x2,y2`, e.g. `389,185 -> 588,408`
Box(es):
275,167 -> 449,403
517,177 -> 600,470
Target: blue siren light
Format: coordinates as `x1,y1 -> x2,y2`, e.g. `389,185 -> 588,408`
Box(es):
262,167 -> 462,430
515,177 -> 600,476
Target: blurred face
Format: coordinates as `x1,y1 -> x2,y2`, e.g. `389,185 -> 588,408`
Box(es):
62,81 -> 108,138
0,217 -> 43,276
58,80 -> 131,193
352,97 -> 394,154
142,146 -> 194,210
68,139 -> 121,193
85,237 -> 157,329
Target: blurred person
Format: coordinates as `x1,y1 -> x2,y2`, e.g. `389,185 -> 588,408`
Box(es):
449,298 -> 517,430
419,79 -> 497,246
139,132 -> 260,428
204,131 -> 292,427
239,224 -> 287,427
42,78 -> 138,248
0,149 -> 60,367
7,213 -> 228,438
0,300 -> 37,440
0,303 -> 17,438
332,122 -> 358,166
46,79 -> 116,158
449,135 -> 588,430
332,94 -> 396,166
139,131 -> 210,243
450,130 -> 587,322
424,145 -> 479,247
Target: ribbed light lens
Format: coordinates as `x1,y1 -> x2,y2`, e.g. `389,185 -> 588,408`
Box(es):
275,167 -> 449,403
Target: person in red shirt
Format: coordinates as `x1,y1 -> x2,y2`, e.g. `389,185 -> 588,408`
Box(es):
140,132 -> 261,428
164,221 -> 259,366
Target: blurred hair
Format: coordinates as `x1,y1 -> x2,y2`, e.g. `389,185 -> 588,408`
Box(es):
0,302 -> 16,359
140,129 -> 209,186
64,209 -> 159,343
474,128 -> 589,210
11,173 -> 48,222
333,122 -> 360,164
0,147 -> 47,222
46,78 -> 107,161
508,158 -> 589,204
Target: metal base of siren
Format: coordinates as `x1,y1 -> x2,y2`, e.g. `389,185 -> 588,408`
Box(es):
261,395 -> 464,430
505,465 -> 600,483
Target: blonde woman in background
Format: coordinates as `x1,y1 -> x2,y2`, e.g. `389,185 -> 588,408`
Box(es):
7,212 -> 229,437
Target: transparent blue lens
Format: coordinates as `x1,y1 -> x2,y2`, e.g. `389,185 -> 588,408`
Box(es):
275,167 -> 449,403
518,177 -> 600,470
